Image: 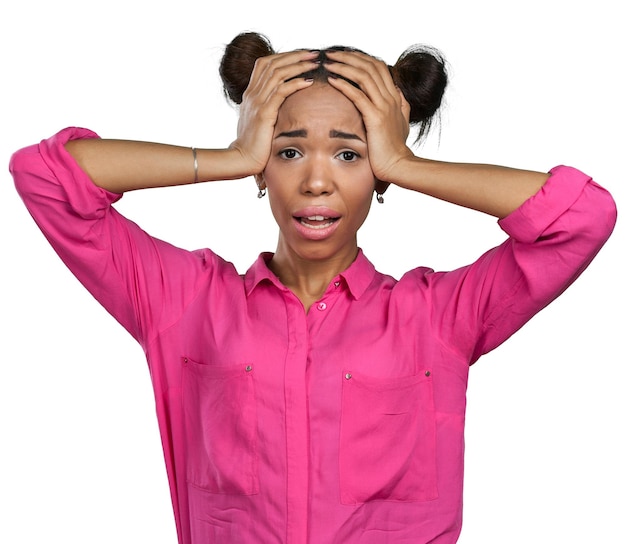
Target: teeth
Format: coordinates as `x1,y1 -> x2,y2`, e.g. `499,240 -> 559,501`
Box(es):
300,218 -> 335,229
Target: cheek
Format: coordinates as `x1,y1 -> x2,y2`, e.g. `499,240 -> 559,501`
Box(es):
347,180 -> 376,222
262,158 -> 290,189
263,171 -> 292,223
351,171 -> 377,203
356,192 -> 374,220
261,163 -> 283,195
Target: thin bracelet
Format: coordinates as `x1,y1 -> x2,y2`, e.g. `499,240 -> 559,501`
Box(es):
191,147 -> 199,183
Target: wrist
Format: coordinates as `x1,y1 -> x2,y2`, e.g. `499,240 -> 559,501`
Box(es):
376,152 -> 422,188
196,147 -> 258,182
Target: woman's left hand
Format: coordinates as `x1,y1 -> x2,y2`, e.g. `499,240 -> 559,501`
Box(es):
324,50 -> 414,185
325,51 -> 551,219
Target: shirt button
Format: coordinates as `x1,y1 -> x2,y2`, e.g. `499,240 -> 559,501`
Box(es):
345,373 -> 352,380
334,281 -> 340,288
317,302 -> 327,311
245,365 -> 253,372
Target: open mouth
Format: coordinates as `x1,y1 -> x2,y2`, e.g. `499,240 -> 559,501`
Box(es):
292,207 -> 342,240
297,215 -> 339,229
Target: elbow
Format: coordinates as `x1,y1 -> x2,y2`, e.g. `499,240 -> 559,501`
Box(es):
9,144 -> 40,198
586,181 -> 618,245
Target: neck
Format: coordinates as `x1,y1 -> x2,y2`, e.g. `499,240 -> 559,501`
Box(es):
269,238 -> 358,312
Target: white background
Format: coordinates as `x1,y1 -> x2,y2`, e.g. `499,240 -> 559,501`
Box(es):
1,1 -> 624,542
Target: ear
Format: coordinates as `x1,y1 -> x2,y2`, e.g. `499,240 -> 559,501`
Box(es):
255,174 -> 266,191
375,179 -> 390,195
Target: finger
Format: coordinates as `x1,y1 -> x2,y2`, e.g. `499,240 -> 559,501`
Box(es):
247,50 -> 318,93
328,62 -> 409,140
262,77 -> 315,115
325,50 -> 398,105
251,49 -> 318,75
325,75 -> 378,121
326,49 -> 394,80
244,62 -> 317,114
327,74 -> 409,145
326,64 -> 398,117
325,50 -> 393,84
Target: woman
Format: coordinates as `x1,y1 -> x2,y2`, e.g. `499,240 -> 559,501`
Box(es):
10,32 -> 616,543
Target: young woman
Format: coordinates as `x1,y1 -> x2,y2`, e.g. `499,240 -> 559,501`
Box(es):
10,32 -> 616,543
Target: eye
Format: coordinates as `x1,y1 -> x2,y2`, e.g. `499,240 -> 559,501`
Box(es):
278,148 -> 301,160
337,150 -> 360,162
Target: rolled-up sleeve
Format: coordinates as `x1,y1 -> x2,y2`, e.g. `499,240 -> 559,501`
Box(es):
10,127 -> 212,349
422,165 -> 617,364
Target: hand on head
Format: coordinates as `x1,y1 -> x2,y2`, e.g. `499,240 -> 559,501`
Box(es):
323,50 -> 413,185
220,32 -> 447,187
228,50 -> 318,177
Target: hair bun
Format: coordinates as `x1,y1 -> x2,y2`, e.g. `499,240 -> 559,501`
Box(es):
220,32 -> 275,104
219,33 -> 448,142
392,45 -> 448,140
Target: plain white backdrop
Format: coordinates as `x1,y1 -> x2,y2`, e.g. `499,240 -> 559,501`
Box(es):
1,1 -> 624,542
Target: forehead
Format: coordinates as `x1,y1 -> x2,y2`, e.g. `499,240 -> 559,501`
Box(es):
276,83 -> 364,132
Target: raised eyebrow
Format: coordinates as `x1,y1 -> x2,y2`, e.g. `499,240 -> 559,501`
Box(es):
329,129 -> 365,142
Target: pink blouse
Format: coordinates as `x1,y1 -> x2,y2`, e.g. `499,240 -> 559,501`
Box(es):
10,127 -> 617,543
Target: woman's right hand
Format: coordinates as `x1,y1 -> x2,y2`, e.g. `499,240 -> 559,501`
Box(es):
228,50 -> 319,177
63,51 -> 318,194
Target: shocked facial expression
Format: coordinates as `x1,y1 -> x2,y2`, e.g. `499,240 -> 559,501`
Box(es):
262,82 -> 376,264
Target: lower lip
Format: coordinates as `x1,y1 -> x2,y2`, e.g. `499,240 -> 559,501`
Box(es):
292,217 -> 341,240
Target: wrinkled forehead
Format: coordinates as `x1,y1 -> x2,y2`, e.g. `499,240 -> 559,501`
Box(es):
275,82 -> 366,135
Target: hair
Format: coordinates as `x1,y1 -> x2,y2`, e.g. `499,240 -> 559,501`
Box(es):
219,32 -> 448,143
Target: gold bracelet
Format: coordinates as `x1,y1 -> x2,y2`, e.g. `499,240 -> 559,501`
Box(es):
191,147 -> 199,183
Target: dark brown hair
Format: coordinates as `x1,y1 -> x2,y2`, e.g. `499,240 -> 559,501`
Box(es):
219,32 -> 448,142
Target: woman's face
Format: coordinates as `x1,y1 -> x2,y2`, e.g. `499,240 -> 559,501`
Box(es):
262,82 -> 376,264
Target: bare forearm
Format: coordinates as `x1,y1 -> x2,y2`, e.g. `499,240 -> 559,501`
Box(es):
391,157 -> 549,219
65,139 -> 246,193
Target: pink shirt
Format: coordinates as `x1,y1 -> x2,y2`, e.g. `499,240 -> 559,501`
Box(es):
10,127 -> 617,543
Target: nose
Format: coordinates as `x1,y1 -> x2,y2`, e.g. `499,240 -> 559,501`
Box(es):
301,156 -> 334,196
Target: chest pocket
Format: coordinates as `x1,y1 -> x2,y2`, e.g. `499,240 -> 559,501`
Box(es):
182,357 -> 259,495
339,370 -> 438,504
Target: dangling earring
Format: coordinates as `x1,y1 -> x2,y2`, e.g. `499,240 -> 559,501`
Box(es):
376,192 -> 385,204
256,175 -> 267,199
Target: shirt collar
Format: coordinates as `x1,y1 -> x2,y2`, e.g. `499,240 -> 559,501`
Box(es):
244,249 -> 376,300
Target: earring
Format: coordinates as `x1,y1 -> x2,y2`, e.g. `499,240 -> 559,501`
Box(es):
376,192 -> 385,204
257,175 -> 267,198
